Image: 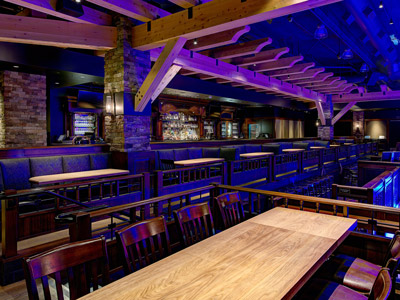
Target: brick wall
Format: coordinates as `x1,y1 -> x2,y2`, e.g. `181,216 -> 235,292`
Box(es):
0,71 -> 47,148
104,17 -> 151,152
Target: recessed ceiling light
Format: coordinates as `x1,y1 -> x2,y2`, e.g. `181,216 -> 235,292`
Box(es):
193,38 -> 198,45
55,82 -> 60,85
390,18 -> 394,25
80,75 -> 85,78
379,1 -> 383,9
13,65 -> 19,69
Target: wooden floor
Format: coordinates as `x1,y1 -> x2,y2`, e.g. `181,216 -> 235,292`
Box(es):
0,280 -> 29,300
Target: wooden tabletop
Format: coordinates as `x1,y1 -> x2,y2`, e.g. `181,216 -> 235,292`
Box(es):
174,158 -> 224,166
29,168 -> 129,185
240,152 -> 273,158
81,207 -> 356,300
344,143 -> 354,145
330,144 -> 340,147
310,146 -> 325,150
282,148 -> 305,153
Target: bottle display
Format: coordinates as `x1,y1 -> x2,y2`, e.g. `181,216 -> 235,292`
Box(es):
73,113 -> 96,136
204,120 -> 215,139
161,112 -> 199,141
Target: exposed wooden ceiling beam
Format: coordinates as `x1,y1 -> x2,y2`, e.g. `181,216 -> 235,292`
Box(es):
332,101 -> 357,125
135,37 -> 187,111
279,68 -> 324,81
3,0 -> 111,25
251,56 -> 303,72
131,0 -> 343,50
315,101 -> 326,125
332,90 -> 400,103
315,80 -> 346,91
0,14 -> 116,49
197,74 -> 217,80
321,84 -> 353,93
226,47 -> 289,66
216,78 -> 232,84
151,65 -> 182,101
200,38 -> 272,59
266,62 -> 315,77
85,0 -> 170,22
168,0 -> 198,8
303,77 -> 340,88
186,26 -> 250,51
173,48 -> 326,102
231,82 -> 246,87
289,72 -> 333,85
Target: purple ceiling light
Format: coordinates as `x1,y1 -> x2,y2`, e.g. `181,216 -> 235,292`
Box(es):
314,25 -> 328,40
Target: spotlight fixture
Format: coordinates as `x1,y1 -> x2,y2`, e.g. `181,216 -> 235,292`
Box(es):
360,63 -> 369,73
193,38 -> 198,45
379,1 -> 383,9
342,49 -> 353,60
390,18 -> 394,25
12,65 -> 19,69
75,0 -> 81,3
287,14 -> 293,23
314,25 -> 328,40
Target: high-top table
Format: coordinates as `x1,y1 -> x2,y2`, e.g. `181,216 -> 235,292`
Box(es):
240,152 -> 273,158
174,157 -> 224,167
81,207 -> 356,300
29,168 -> 129,185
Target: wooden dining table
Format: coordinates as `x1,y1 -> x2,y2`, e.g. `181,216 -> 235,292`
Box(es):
282,148 -> 305,153
174,157 -> 224,167
81,207 -> 357,300
240,152 -> 273,158
310,146 -> 325,150
29,168 -> 130,185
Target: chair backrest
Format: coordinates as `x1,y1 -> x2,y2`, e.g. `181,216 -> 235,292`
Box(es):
215,191 -> 245,229
382,152 -> 393,162
368,268 -> 392,300
384,230 -> 400,264
116,216 -> 171,275
173,202 -> 215,247
23,236 -> 110,300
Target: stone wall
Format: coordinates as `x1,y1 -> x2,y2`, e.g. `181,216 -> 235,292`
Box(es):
0,71 -> 47,148
104,16 -> 151,152
318,97 -> 334,140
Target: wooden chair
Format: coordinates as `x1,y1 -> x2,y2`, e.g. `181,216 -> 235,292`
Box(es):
317,230 -> 400,295
173,202 -> 215,247
23,236 -> 110,300
215,191 -> 245,229
295,268 -> 392,300
116,216 -> 171,275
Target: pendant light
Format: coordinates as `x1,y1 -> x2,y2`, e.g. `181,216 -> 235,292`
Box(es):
314,25 -> 328,40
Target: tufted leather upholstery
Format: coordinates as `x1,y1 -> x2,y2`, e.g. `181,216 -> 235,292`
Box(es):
244,144 -> 261,153
30,156 -> 63,177
0,158 -> 31,190
62,155 -> 90,173
90,153 -> 111,170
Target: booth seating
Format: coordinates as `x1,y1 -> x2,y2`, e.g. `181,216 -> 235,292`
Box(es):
0,153 -> 114,192
334,138 -> 354,145
382,151 -> 400,162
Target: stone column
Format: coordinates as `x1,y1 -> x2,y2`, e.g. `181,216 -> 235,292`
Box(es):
0,71 -> 47,148
104,16 -> 152,152
317,97 -> 334,140
353,111 -> 364,135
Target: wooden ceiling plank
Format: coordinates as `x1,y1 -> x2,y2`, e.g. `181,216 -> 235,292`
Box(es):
168,0 -> 198,8
266,62 -> 315,77
231,82 -> 246,87
226,47 -> 289,66
135,37 -> 187,111
198,74 -> 217,80
279,68 -> 324,81
216,78 -> 232,84
321,84 -> 353,93
200,37 -> 272,59
289,72 -> 333,85
315,101 -> 326,125
332,90 -> 400,103
85,0 -> 170,23
303,77 -> 340,88
314,80 -> 347,91
0,14 -> 116,49
131,0 -> 343,50
252,56 -> 303,72
186,26 -> 250,51
3,0 -> 112,25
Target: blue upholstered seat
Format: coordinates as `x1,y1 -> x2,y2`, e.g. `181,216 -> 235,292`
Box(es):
0,158 -> 31,190
174,149 -> 189,161
188,148 -> 203,159
157,150 -> 175,170
30,156 -> 63,177
202,147 -> 220,158
392,151 -> 400,162
315,140 -> 330,148
220,147 -> 239,161
244,144 -> 261,153
382,151 -> 393,162
262,143 -> 282,155
279,142 -> 293,150
62,155 -> 90,173
293,142 -> 310,150
90,153 -> 111,170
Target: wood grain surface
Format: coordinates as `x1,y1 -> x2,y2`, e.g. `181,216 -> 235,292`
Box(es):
174,158 -> 224,166
310,146 -> 325,150
29,169 -> 129,185
239,152 -> 273,158
282,148 -> 305,153
81,208 -> 356,300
